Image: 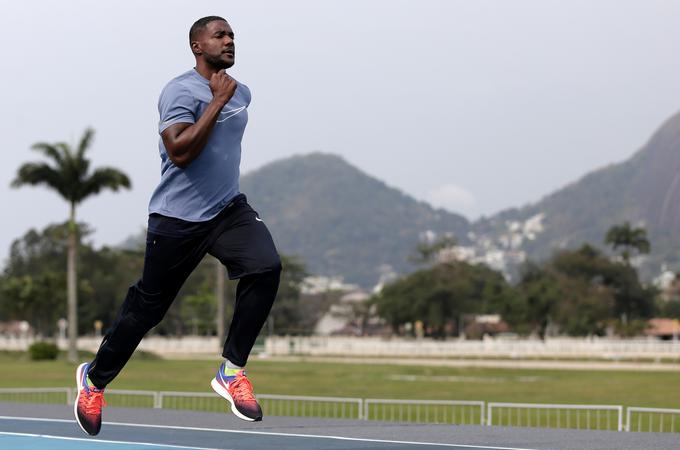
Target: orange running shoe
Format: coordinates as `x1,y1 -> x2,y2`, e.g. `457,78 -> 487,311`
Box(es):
211,364 -> 262,421
74,362 -> 106,436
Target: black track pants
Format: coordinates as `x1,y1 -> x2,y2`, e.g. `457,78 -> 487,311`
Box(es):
87,198 -> 281,388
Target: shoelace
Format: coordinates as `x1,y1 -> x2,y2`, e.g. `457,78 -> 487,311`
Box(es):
82,389 -> 107,415
229,375 -> 256,402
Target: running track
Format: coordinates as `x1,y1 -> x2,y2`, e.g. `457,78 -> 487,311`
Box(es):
0,403 -> 677,450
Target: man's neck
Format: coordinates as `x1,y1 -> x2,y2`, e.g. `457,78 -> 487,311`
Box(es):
194,61 -> 224,81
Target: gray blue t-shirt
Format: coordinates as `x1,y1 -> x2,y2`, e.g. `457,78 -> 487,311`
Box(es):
148,68 -> 251,222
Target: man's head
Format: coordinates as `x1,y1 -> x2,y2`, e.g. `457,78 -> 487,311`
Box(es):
190,16 -> 235,69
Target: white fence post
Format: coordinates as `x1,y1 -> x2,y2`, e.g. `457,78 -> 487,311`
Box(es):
363,399 -> 484,425
626,407 -> 680,433
487,402 -> 623,431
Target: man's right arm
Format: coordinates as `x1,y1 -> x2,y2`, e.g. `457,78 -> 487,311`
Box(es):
161,72 -> 237,169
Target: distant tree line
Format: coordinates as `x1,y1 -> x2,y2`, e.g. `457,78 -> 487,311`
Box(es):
373,223 -> 676,339
2,219 -> 679,340
0,222 -> 307,339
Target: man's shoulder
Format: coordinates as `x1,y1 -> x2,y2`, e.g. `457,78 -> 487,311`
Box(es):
160,70 -> 202,98
234,79 -> 251,103
237,80 -> 250,94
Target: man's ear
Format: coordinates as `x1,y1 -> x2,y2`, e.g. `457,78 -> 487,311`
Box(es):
191,41 -> 202,56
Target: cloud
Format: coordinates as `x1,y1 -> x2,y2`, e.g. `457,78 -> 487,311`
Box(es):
426,184 -> 477,217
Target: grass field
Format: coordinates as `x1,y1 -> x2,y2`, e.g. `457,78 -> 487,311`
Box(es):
1,351 -> 678,410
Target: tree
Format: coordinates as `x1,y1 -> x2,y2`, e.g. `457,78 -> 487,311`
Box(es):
409,234 -> 457,265
0,223 -> 312,339
604,223 -> 654,327
0,223 -> 142,338
11,128 -> 131,362
517,263 -> 560,339
519,244 -> 656,337
605,222 -> 650,263
374,260 -> 522,338
660,299 -> 680,320
0,272 -> 65,336
518,260 -> 615,338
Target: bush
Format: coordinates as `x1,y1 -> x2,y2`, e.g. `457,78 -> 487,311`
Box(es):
28,341 -> 59,360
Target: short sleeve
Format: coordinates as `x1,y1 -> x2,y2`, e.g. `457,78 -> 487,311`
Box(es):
158,83 -> 196,133
241,83 -> 252,106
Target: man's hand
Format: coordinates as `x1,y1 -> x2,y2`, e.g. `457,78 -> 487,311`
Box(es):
162,72 -> 238,168
210,71 -> 237,105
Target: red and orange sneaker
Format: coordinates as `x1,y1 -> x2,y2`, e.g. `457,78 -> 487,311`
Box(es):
211,364 -> 262,421
74,362 -> 106,436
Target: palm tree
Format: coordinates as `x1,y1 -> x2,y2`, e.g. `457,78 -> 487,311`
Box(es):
11,128 -> 131,362
409,234 -> 457,265
604,222 -> 651,263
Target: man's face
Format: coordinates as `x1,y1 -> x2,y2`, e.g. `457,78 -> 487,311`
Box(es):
193,20 -> 235,69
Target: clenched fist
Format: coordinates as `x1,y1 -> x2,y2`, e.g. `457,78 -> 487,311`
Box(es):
210,71 -> 237,106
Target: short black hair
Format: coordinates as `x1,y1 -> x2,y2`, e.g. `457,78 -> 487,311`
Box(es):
189,16 -> 227,42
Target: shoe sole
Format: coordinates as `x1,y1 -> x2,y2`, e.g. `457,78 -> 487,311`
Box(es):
73,362 -> 96,436
210,377 -> 261,422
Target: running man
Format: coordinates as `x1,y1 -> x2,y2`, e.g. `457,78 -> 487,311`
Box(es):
74,16 -> 282,436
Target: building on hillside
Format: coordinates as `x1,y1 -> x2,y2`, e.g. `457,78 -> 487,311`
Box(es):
313,290 -> 384,336
645,318 -> 680,340
371,264 -> 398,294
463,314 -> 511,339
301,275 -> 360,295
653,266 -> 680,302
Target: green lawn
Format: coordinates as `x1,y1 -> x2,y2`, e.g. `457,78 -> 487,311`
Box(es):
1,352 -> 678,409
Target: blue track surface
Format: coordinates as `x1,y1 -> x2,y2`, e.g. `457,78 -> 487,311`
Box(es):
0,433 -> 206,450
2,403 -> 679,450
0,417 -> 532,450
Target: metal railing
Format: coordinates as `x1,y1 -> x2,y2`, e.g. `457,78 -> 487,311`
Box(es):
627,407 -> 680,433
365,399 -> 484,425
0,388 -> 677,433
159,391 -> 363,419
487,402 -> 624,431
105,389 -> 160,409
258,394 -> 363,419
0,387 -> 70,405
159,391 -> 223,413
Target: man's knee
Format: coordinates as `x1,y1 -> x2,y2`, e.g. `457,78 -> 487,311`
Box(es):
241,252 -> 282,278
269,256 -> 282,274
126,282 -> 169,329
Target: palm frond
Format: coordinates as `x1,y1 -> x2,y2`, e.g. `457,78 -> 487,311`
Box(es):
77,167 -> 132,202
10,163 -> 68,198
14,128 -> 131,206
56,141 -> 90,184
77,128 -> 95,160
30,143 -> 65,167
55,142 -> 73,161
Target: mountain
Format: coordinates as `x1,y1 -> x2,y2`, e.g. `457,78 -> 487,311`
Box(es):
240,153 -> 470,287
473,110 -> 680,278
121,111 -> 680,285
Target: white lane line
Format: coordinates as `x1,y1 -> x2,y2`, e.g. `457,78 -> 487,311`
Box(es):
0,430 -> 226,449
0,415 -> 539,450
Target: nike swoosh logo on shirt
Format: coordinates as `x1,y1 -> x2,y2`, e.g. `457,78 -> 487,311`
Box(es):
216,106 -> 246,123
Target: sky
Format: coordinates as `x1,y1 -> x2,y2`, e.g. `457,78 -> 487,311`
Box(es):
2,0 -> 680,265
